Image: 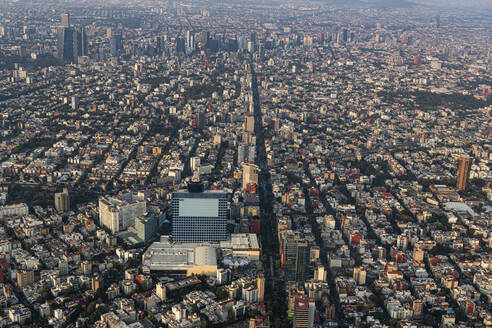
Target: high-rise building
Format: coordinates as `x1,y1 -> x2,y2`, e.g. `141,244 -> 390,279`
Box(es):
176,37 -> 186,53
238,143 -> 255,164
217,268 -> 231,285
353,267 -> 366,285
456,156 -> 472,191
377,246 -> 387,260
245,115 -> 255,133
293,297 -> 315,328
17,270 -> 35,287
282,235 -> 308,282
57,24 -> 87,62
196,111 -> 206,130
71,96 -> 79,110
73,27 -> 88,60
172,173 -> 229,243
156,282 -> 166,301
135,214 -> 157,242
99,192 -> 146,234
257,272 -> 265,302
314,265 -> 327,281
242,164 -> 259,191
91,276 -> 101,291
190,156 -> 200,172
54,189 -> 70,212
57,27 -> 74,61
186,30 -> 194,51
61,13 -> 70,28
81,261 -> 92,275
110,34 -> 123,57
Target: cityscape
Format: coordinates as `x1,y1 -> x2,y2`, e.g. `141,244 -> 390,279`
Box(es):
0,0 -> 491,327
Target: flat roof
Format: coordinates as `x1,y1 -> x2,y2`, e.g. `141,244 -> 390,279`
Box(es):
142,239 -> 217,271
220,233 -> 260,250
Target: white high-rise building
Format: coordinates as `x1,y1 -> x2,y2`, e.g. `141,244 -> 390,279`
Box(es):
99,192 -> 146,233
156,282 -> 166,301
314,265 -> 327,281
190,156 -> 200,172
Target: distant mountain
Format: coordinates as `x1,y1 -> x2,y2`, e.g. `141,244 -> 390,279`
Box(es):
411,0 -> 492,9
323,0 -> 415,9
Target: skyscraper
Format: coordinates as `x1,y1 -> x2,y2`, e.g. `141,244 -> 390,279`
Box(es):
172,173 -> 229,243
353,267 -> 366,285
56,13 -> 87,63
245,115 -> 255,133
257,272 -> 265,302
61,13 -> 70,28
73,28 -> 88,61
135,215 -> 157,242
57,27 -> 74,61
110,34 -> 123,57
282,234 -> 308,282
176,37 -> 186,53
54,189 -> 70,213
242,164 -> 259,191
456,156 -> 472,191
293,297 -> 315,328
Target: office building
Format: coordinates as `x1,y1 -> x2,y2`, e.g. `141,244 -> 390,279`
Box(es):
217,268 -> 232,285
135,214 -> 157,242
282,234 -> 309,282
172,173 -> 229,243
176,37 -> 186,53
293,297 -> 315,328
242,163 -> 259,191
110,34 -> 123,57
195,111 -> 206,130
257,272 -> 265,302
186,30 -> 194,51
81,261 -> 92,275
54,189 -> 70,212
156,282 -> 167,301
57,18 -> 87,63
238,143 -> 255,164
57,27 -> 74,61
245,115 -> 255,133
314,265 -> 327,281
17,270 -> 35,287
71,96 -> 79,110
91,276 -> 101,291
99,192 -> 146,234
456,156 -> 472,191
353,267 -> 367,285
60,13 -> 70,28
73,28 -> 88,61
190,156 -> 200,172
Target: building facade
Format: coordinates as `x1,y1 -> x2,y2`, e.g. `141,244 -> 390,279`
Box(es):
99,192 -> 146,234
172,179 -> 229,243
